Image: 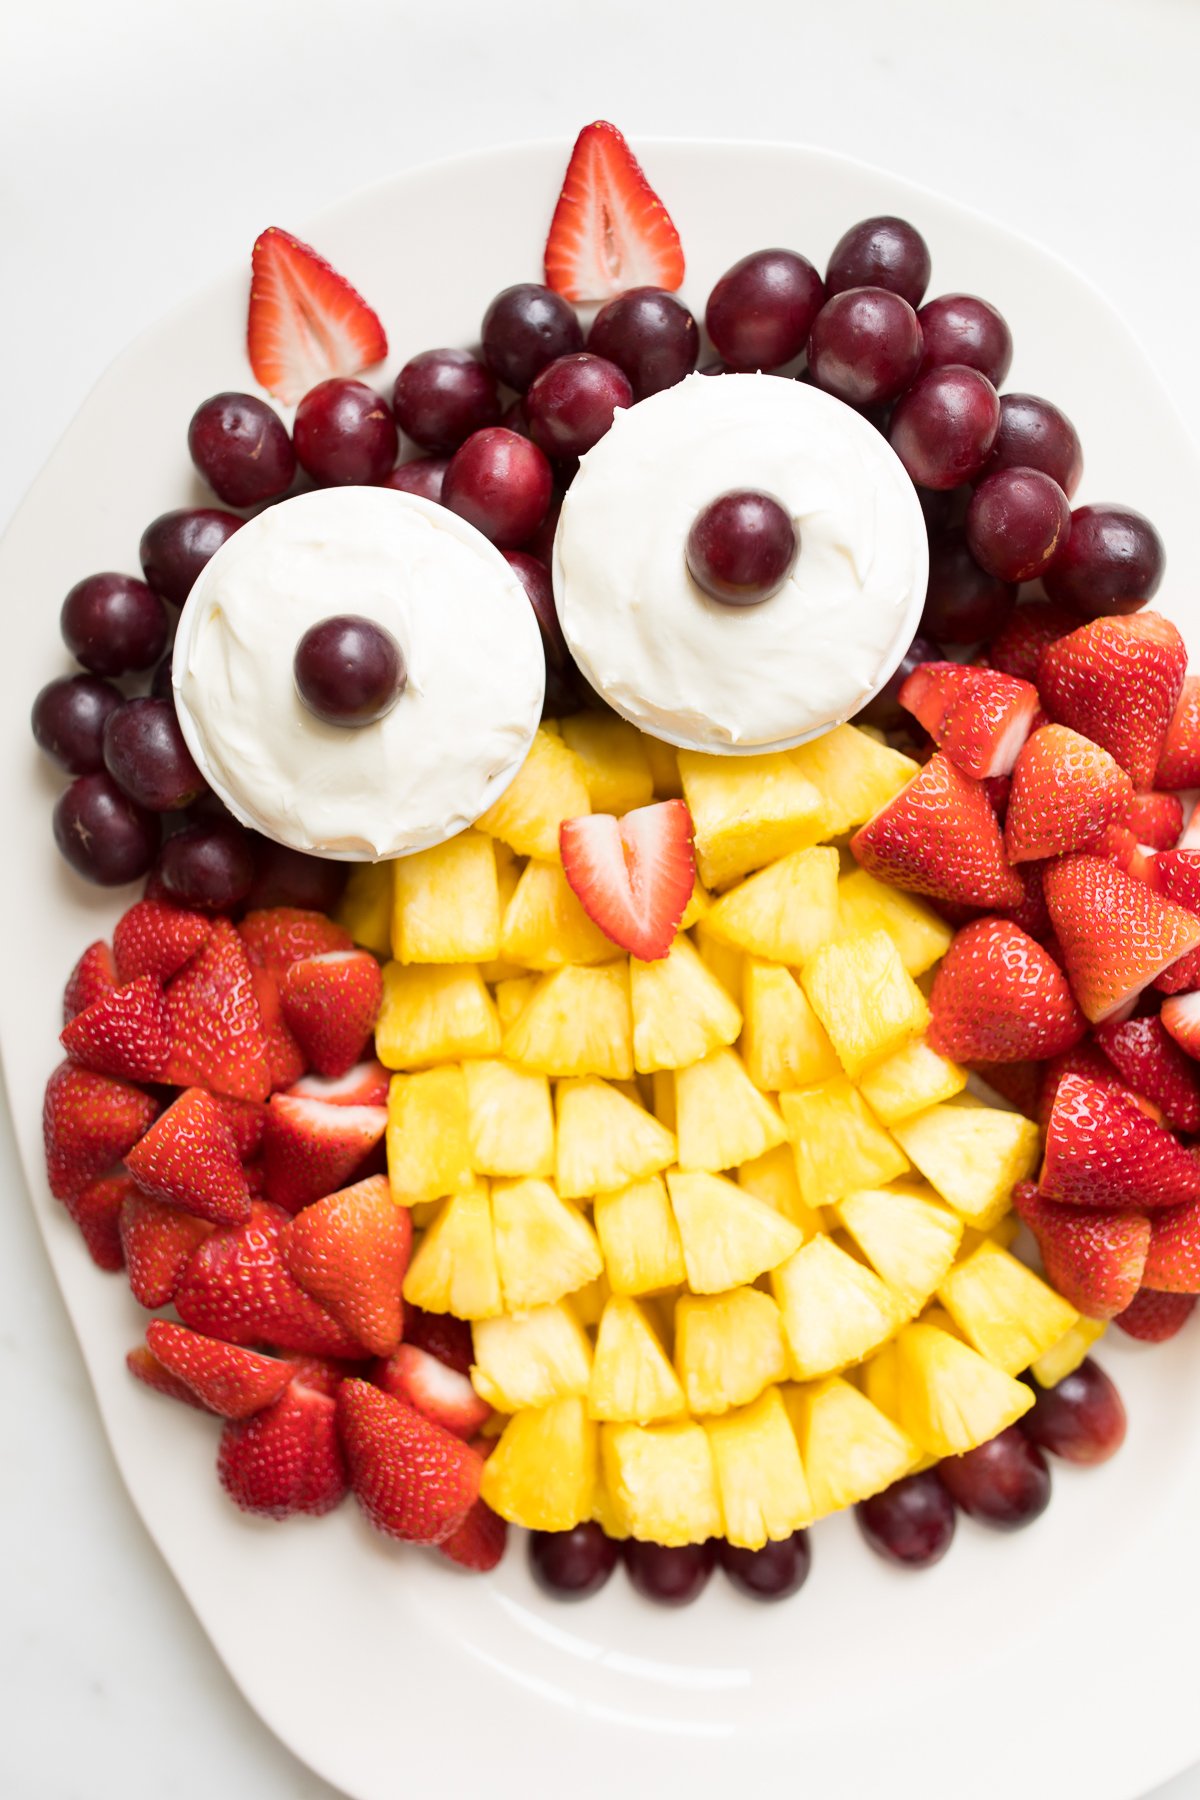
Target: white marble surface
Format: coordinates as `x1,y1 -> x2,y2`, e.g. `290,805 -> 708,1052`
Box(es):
2,1 -> 1197,1794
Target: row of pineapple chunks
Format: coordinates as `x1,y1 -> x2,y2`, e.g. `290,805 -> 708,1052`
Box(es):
335,715 -> 1097,1550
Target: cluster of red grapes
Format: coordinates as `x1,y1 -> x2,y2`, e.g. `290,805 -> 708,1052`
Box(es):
528,1357 -> 1125,1607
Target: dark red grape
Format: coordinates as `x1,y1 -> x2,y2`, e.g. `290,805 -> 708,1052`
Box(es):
442,428 -> 553,549
686,491 -> 798,605
293,615 -> 405,725
379,456 -> 450,503
938,1426 -> 1051,1529
826,216 -> 931,307
391,350 -> 500,454
1020,1359 -> 1126,1465
917,485 -> 973,535
588,288 -> 699,399
806,288 -> 923,408
187,392 -> 295,507
984,393 -> 1083,498
103,697 -> 206,811
966,467 -> 1072,583
529,1523 -> 618,1599
705,249 -> 825,372
917,294 -> 1012,386
54,773 -> 159,886
855,631 -> 942,729
858,1470 -> 956,1567
293,380 -> 398,486
923,529 -> 1017,643
502,550 -> 583,715
244,838 -> 347,913
150,652 -> 174,702
156,818 -> 255,910
482,283 -> 584,391
525,353 -> 632,459
525,499 -> 561,567
140,509 -> 243,608
1043,504 -> 1165,618
500,396 -> 531,438
624,1538 -> 716,1605
61,573 -> 167,676
891,366 -> 1000,489
32,675 -> 121,775
718,1531 -> 811,1599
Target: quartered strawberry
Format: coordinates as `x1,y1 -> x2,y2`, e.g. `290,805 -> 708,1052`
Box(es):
1126,791 -> 1183,852
1143,1198 -> 1200,1293
218,1380 -> 348,1517
62,939 -> 116,1025
560,798 -> 695,961
1036,1038 -> 1126,1130
1159,991 -> 1200,1061
250,964 -> 307,1091
247,227 -> 387,406
851,752 -> 1023,910
1042,853 -> 1200,1023
438,1497 -> 508,1572
125,1087 -> 252,1226
60,974 -> 171,1083
543,120 -> 684,304
126,1343 -> 209,1410
1094,1015 -> 1200,1134
42,1061 -> 158,1201
1114,1286 -> 1197,1343
1013,1181 -> 1149,1320
373,1343 -> 490,1440
238,906 -> 352,973
145,1320 -> 294,1418
63,1171 -> 134,1272
403,1303 -> 474,1377
119,1191 -> 214,1309
1004,724 -> 1133,863
1155,674 -> 1200,790
899,662 -> 1040,779
928,917 -> 1085,1064
261,1093 -> 388,1214
1038,611 -> 1187,789
165,917 -> 272,1101
288,1058 -> 390,1108
1039,1071 -> 1200,1210
283,1174 -> 410,1356
112,898 -> 210,984
337,1379 -> 482,1545
988,600 -> 1077,683
279,950 -> 383,1079
1147,850 -> 1200,993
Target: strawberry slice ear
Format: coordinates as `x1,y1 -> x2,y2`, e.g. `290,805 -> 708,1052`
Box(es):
560,798 -> 696,961
248,227 -> 388,405
544,121 -> 685,303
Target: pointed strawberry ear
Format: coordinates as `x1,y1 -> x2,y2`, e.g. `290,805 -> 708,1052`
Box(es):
543,121 -> 684,303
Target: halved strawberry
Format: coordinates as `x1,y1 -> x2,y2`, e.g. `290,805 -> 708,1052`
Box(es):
288,1059 -> 390,1108
1143,1198 -> 1200,1293
279,949 -> 383,1079
1043,854 -> 1200,1023
1004,724 -> 1133,863
63,1171 -> 134,1272
261,1094 -> 388,1214
851,752 -> 1022,910
438,1497 -> 508,1572
337,1379 -> 482,1545
62,939 -> 116,1025
125,1088 -> 251,1226
1147,850 -> 1200,993
247,227 -> 387,406
250,964 -> 307,1091
165,918 -> 272,1101
60,974 -> 171,1084
543,120 -> 684,304
560,798 -> 695,962
1038,611 -> 1187,789
1039,1071 -> 1200,1210
238,906 -> 352,973
218,1380 -> 348,1517
899,663 -> 1040,779
1095,1014 -> 1200,1134
1156,674 -> 1200,790
145,1320 -> 294,1419
373,1343 -> 490,1440
126,1343 -> 208,1410
927,917 -> 1085,1064
112,898 -> 210,984
404,1303 -> 474,1377
42,1061 -> 158,1201
283,1174 -> 410,1356
119,1191 -> 214,1309
1126,791 -> 1183,852
1013,1181 -> 1149,1319
1114,1286 -> 1197,1342
988,600 -> 1077,683
1160,990 -> 1200,1060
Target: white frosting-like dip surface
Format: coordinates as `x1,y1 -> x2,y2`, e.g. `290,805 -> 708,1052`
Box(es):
174,486 -> 545,860
553,372 -> 928,752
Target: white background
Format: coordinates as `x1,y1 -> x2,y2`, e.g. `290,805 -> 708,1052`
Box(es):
2,1 -> 1197,1795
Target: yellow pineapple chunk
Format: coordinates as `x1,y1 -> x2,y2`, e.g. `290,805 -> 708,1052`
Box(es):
674,1287 -> 788,1414
737,1145 -> 826,1238
957,1212 -> 1021,1259
644,734 -> 682,799
679,880 -> 711,931
491,1177 -> 603,1310
784,1377 -> 918,1517
591,1468 -> 631,1539
481,1398 -> 596,1531
675,1047 -> 786,1171
571,1269 -> 611,1328
704,846 -> 840,965
652,1069 -> 677,1131
1031,1317 -> 1108,1388
836,867 -> 953,977
502,962 -> 633,1079
478,844 -> 524,984
706,1387 -> 815,1547
476,726 -> 591,860
692,920 -> 744,1000
890,1100 -> 1040,1228
462,1059 -> 554,1179
386,1066 -> 472,1202
335,860 -> 393,957
771,1235 -> 903,1379
789,724 -> 918,837
781,1079 -> 909,1208
937,1241 -> 1078,1374
470,1302 -> 593,1412
402,1179 -> 501,1319
391,831 -> 501,964
630,936 -> 742,1073
499,859 -> 614,969
858,1039 -> 967,1124
494,975 -> 537,1032
376,963 -> 501,1069
555,1077 -> 676,1198
594,1175 -> 687,1296
740,960 -> 839,1092
677,748 -> 827,890
560,713 -> 654,813
589,1295 -> 686,1423
601,1419 -> 723,1545
667,1170 -> 803,1293
836,1185 -> 963,1314
889,1321 -> 1034,1456
801,930 -> 930,1079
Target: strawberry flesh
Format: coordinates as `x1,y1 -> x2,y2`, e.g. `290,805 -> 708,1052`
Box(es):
560,798 -> 695,962
373,1342 -> 490,1440
247,227 -> 387,406
261,1093 -> 388,1214
899,662 -> 1040,779
543,120 -> 684,304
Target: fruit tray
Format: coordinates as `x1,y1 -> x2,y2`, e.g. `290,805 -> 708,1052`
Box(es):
4,137 -> 1200,1800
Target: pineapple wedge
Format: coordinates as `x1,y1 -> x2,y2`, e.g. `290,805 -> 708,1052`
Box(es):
335,860 -> 393,957
386,1066 -> 472,1202
667,1170 -> 803,1293
1031,1317 -> 1108,1388
601,1419 -> 723,1545
491,1177 -> 603,1310
462,1059 -> 555,1179
476,726 -> 591,860
675,1047 -> 786,1171
630,936 -> 742,1073
771,1235 -> 904,1379
560,713 -> 654,813
784,1377 -> 918,1516
471,1302 -> 593,1412
889,1321 -> 1034,1456
836,1185 -> 964,1315
503,962 -> 634,1079
482,1397 -> 597,1531
402,1179 -> 502,1319
937,1241 -> 1078,1374
644,734 -> 682,800
706,1386 -> 815,1547
890,1100 -> 1040,1228
789,724 -> 918,837
392,831 -> 501,964
571,1269 -> 611,1328
594,1175 -> 687,1296
703,846 -> 840,965
692,920 -> 744,1002
857,1039 -> 967,1124
836,868 -> 953,977
555,1077 -> 676,1198
740,960 -> 840,1092
376,963 -> 501,1069
738,1145 -> 826,1238
677,748 -> 827,890
495,975 -> 537,1032
781,1079 -> 909,1208
674,1287 -> 788,1415
801,929 -> 930,1079
589,1295 -> 687,1423
500,859 -> 615,969
591,1468 -> 631,1539
652,1069 -> 677,1131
